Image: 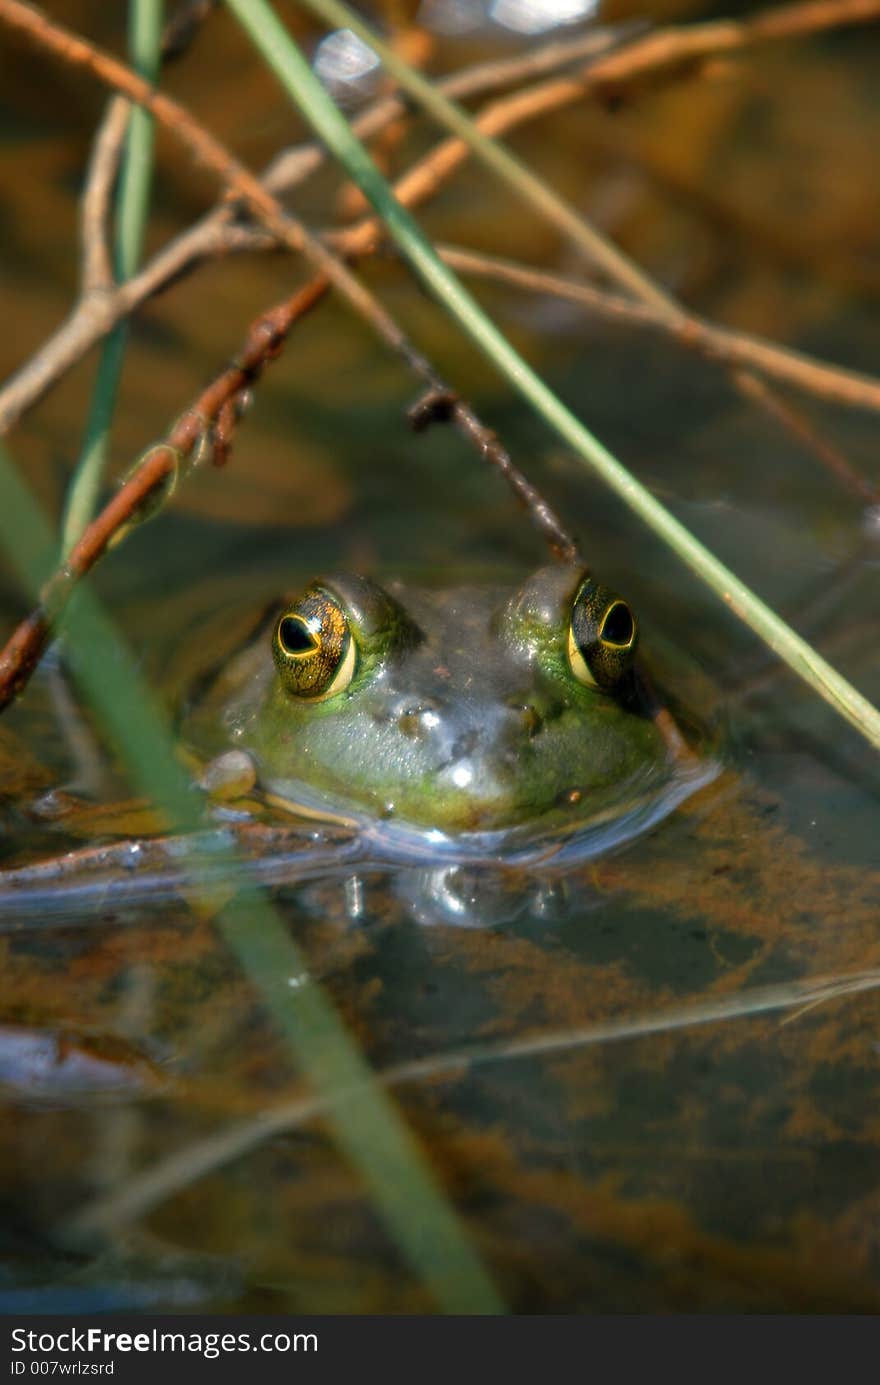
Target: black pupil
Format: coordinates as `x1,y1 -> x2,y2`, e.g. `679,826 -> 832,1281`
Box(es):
279,616 -> 318,655
601,602 -> 633,647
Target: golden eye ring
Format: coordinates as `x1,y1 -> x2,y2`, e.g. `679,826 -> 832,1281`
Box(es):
567,579 -> 638,691
272,589 -> 356,702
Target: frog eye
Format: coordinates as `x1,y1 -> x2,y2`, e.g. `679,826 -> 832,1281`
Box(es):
567,578 -> 638,690
272,588 -> 356,701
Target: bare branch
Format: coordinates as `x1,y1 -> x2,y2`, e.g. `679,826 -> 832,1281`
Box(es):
4,0 -> 879,433
261,22 -> 631,196
436,247 -> 880,430
80,96 -> 130,294
0,6 -> 579,707
0,24 -> 631,433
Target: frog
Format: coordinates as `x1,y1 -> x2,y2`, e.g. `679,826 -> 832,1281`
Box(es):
181,562 -> 715,854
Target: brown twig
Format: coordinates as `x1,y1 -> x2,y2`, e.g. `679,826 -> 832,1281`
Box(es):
260,0 -> 880,204
0,3 -> 456,388
437,246 -> 880,418
5,0 -> 879,434
0,5 -> 579,708
0,1 -> 306,251
0,264 -> 577,707
733,374 -> 879,508
0,22 -> 629,433
408,387 -> 578,563
80,97 -> 130,295
0,0 -> 876,702
80,0 -> 221,298
0,277 -> 326,706
261,22 -> 633,199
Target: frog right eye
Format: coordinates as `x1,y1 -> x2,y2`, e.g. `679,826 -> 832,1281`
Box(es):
567,578 -> 638,691
272,589 -> 356,701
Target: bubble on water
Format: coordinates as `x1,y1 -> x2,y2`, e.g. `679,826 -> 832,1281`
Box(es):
313,28 -> 380,105
490,0 -> 599,36
862,503 -> 880,542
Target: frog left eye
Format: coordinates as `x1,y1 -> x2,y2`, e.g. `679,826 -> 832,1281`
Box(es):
567,578 -> 638,691
272,588 -> 356,701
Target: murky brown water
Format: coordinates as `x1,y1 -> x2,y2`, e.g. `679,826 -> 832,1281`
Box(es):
0,0 -> 878,1311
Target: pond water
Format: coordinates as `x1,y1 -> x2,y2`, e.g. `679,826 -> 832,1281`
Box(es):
0,0 -> 878,1312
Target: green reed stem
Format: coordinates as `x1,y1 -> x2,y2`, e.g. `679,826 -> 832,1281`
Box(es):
223,0 -> 880,752
115,0 -> 164,275
61,0 -> 164,557
0,446 -> 505,1315
296,0 -> 675,311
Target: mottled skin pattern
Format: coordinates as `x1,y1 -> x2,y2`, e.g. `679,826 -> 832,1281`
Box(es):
185,564 -> 680,835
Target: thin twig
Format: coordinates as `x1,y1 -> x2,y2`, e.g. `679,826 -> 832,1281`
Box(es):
733,373 -> 879,508
0,444 -> 505,1316
409,386 -> 578,562
264,0 -> 880,199
80,97 -> 130,295
62,0 -> 165,557
437,245 -> 880,416
79,0 -> 219,298
0,23 -> 628,433
0,280 -> 324,705
313,0 -> 877,500
5,0 -> 879,434
225,0 -> 880,752
6,0 -> 880,434
0,6 -> 577,706
0,3 -> 434,380
260,22 -> 634,196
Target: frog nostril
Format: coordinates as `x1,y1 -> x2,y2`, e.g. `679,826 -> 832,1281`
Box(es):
450,729 -> 481,760
396,701 -> 443,740
504,696 -> 543,737
516,704 -> 543,738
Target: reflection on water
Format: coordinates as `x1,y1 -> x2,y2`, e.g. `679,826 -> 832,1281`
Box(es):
416,0 -> 601,38
0,0 -> 879,1314
490,0 -> 599,37
313,28 -> 381,106
1,771 -> 880,1312
418,0 -> 486,37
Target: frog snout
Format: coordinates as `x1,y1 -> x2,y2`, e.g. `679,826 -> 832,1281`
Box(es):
389,695 -> 544,760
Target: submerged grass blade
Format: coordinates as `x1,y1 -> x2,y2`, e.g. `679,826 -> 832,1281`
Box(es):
61,0 -> 164,556
0,447 -> 505,1314
224,0 -> 880,753
67,965 -> 880,1237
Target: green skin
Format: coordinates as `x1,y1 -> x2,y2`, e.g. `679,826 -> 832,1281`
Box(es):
186,564 -> 677,836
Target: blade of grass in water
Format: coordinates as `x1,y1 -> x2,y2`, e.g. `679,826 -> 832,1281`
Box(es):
61,0 -> 164,556
0,446 -> 505,1315
67,965 -> 880,1238
223,0 -> 880,754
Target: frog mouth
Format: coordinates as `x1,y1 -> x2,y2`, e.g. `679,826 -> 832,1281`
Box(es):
0,755 -> 722,923
251,750 -> 721,864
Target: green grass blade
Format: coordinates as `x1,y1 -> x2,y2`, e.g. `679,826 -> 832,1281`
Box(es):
116,0 -> 164,276
61,0 -> 164,556
0,446 -> 505,1314
296,0 -> 674,311
223,0 -> 880,752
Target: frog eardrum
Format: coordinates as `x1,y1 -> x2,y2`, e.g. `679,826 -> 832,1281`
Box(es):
567,576 -> 638,691
272,588 -> 356,701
